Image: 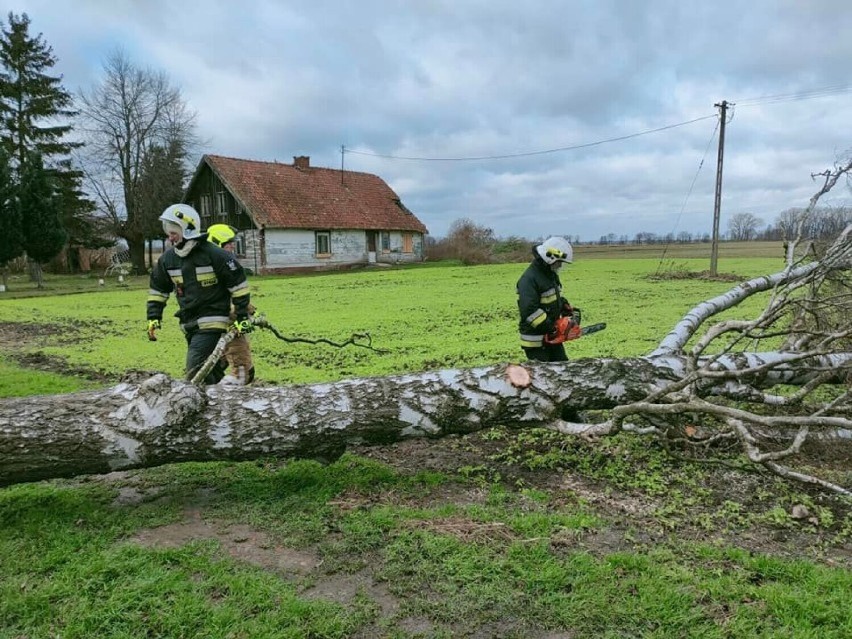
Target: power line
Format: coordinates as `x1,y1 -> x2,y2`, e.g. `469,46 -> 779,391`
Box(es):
344,114 -> 717,162
345,84 -> 851,163
733,84 -> 852,107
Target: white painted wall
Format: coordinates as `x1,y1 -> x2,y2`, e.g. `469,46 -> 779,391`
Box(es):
259,229 -> 424,270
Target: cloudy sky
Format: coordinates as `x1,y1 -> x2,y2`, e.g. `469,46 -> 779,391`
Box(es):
9,0 -> 852,240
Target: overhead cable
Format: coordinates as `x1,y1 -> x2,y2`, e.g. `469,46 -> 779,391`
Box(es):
344,114 -> 717,161
733,84 -> 852,107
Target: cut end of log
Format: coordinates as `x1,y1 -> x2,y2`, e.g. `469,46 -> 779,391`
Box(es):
506,364 -> 531,388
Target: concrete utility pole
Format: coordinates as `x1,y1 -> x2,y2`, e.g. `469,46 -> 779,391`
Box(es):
710,100 -> 730,276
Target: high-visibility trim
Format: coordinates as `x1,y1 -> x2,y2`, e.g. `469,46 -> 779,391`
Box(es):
229,281 -> 250,297
148,289 -> 169,302
520,334 -> 543,347
196,315 -> 231,330
166,268 -> 184,285
196,265 -> 217,288
540,287 -> 558,304
528,309 -> 547,327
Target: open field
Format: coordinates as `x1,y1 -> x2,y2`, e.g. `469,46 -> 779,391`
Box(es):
0,256 -> 785,386
575,240 -> 786,260
1,257 -> 850,638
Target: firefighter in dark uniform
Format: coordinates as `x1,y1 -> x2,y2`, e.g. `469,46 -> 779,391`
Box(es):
146,204 -> 252,384
516,236 -> 578,362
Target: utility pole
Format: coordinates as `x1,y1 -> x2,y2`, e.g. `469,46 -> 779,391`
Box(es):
340,145 -> 345,184
710,100 -> 730,276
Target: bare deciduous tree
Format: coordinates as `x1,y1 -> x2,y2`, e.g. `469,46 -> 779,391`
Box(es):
76,49 -> 197,274
727,212 -> 763,241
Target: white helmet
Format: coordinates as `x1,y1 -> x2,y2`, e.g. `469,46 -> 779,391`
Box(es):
536,236 -> 573,265
160,203 -> 202,240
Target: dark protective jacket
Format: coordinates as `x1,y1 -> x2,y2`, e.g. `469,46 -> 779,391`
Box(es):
516,249 -> 570,348
147,238 -> 251,332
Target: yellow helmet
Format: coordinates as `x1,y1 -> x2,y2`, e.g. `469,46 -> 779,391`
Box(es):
207,224 -> 237,248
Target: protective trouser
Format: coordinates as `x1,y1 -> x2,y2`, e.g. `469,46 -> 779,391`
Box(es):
522,343 -> 567,362
185,328 -> 227,384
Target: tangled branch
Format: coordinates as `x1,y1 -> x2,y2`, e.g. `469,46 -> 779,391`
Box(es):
189,315 -> 389,384
586,159 -> 852,495
251,315 -> 389,353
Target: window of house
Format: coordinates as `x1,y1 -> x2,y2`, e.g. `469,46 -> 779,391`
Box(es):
402,233 -> 413,253
381,232 -> 390,252
315,231 -> 331,256
234,234 -> 246,257
200,195 -> 212,217
216,191 -> 228,218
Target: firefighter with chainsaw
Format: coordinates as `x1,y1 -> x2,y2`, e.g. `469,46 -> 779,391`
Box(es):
146,204 -> 252,384
516,236 -> 582,362
207,223 -> 255,384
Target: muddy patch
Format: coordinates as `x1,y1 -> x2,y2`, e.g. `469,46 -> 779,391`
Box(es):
1,320 -> 119,381
129,506 -> 323,575
0,321 -> 66,349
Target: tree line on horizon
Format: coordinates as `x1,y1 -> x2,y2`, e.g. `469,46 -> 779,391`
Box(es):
427,205 -> 851,265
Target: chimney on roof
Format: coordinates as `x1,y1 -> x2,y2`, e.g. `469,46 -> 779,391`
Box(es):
293,155 -> 310,170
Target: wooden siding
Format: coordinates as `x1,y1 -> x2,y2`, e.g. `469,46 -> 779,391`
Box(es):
185,165 -> 254,232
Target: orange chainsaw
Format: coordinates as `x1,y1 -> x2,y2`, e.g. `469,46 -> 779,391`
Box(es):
543,314 -> 607,345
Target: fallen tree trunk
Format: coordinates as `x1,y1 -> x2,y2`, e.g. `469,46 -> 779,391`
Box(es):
6,164 -> 850,492
1,353 -> 849,486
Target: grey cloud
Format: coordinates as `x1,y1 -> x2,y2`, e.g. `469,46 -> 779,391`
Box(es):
9,0 -> 852,241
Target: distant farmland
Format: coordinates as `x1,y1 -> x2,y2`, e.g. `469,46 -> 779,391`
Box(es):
575,240 -> 785,260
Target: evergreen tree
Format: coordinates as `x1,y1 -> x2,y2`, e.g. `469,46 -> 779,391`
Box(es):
0,145 -> 22,286
52,159 -> 109,272
19,151 -> 66,286
0,12 -> 79,168
0,12 -> 107,272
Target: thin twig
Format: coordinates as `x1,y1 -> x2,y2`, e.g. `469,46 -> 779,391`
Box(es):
188,314 -> 390,386
252,315 -> 390,353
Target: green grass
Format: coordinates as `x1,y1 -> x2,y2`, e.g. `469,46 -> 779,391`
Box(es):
2,255 -> 850,638
0,256 -> 783,386
1,456 -> 849,638
0,354 -> 99,396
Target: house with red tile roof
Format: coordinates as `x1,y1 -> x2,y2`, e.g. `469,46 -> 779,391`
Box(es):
183,154 -> 429,273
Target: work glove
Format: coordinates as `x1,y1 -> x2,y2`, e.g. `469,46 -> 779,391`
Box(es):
561,301 -> 581,323
232,318 -> 253,335
572,307 -> 582,325
147,319 -> 161,341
